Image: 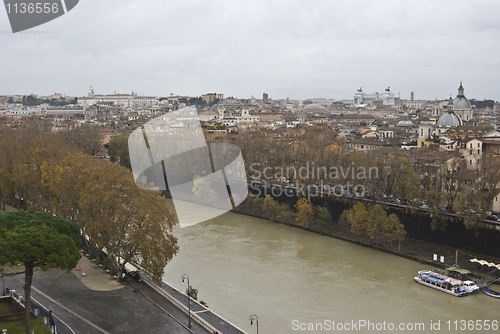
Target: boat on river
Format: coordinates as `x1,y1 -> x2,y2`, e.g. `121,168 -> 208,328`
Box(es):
463,280 -> 480,293
414,270 -> 469,296
483,286 -> 500,298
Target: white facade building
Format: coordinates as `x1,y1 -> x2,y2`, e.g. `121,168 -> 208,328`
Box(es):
78,89 -> 158,108
353,87 -> 395,106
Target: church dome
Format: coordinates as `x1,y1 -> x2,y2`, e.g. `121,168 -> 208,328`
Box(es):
396,120 -> 414,127
437,111 -> 462,128
453,82 -> 471,110
303,104 -> 327,114
396,112 -> 413,127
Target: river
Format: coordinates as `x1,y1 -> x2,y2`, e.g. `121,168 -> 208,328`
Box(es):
162,206 -> 499,334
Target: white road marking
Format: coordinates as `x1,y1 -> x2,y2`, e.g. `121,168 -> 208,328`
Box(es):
32,286 -> 111,334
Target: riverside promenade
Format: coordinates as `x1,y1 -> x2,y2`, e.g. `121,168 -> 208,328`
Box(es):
2,256 -> 246,334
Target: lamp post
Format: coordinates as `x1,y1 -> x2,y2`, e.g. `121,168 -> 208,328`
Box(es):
1,265 -> 4,296
249,314 -> 259,334
181,274 -> 191,328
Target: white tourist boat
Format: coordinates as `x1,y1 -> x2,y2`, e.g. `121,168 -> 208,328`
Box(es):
414,270 -> 469,297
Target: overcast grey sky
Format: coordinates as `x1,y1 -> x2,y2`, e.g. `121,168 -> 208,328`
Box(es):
1,0 -> 499,100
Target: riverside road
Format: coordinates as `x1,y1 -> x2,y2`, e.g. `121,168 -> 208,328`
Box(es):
3,267 -> 215,334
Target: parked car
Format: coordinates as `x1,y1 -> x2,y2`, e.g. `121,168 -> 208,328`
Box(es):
487,214 -> 498,221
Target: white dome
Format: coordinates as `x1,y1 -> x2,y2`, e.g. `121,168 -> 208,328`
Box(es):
396,120 -> 414,127
437,112 -> 462,128
303,104 -> 327,114
454,96 -> 471,110
453,82 -> 471,111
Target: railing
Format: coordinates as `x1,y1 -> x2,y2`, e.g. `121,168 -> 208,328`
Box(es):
9,290 -> 57,334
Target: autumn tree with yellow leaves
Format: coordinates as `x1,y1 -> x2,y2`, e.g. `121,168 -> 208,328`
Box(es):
294,197 -> 314,227
342,203 -> 405,247
0,128 -> 178,283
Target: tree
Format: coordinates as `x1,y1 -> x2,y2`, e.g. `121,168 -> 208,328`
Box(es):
192,174 -> 216,204
262,195 -> 279,221
21,95 -> 41,106
0,129 -> 179,285
109,186 -> 179,284
343,203 -> 405,246
108,130 -> 132,169
382,213 -> 406,246
186,286 -> 208,307
294,198 -> 314,227
0,210 -> 81,334
366,204 -> 387,240
55,124 -> 103,156
317,206 -> 332,226
344,202 -> 369,237
0,129 -> 77,211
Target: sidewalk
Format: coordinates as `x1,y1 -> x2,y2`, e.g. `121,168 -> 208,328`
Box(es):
156,281 -> 246,334
130,272 -> 246,334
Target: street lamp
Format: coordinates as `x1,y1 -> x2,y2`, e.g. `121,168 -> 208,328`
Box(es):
249,314 -> 259,334
1,265 -> 4,296
181,274 -> 191,328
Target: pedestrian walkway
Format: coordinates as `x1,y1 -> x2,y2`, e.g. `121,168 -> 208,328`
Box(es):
130,274 -> 246,334
156,280 -> 246,334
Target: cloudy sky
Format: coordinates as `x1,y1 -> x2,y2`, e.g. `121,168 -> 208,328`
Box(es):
1,0 -> 499,100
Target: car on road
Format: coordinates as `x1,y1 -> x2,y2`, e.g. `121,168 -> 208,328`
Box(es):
487,214 -> 499,221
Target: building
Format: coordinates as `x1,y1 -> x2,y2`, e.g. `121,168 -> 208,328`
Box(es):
199,110 -> 219,122
453,82 -> 473,122
347,138 -> 394,151
353,87 -> 395,106
201,93 -> 218,104
460,138 -> 483,170
220,109 -> 260,126
378,128 -> 394,139
78,89 -> 158,108
417,83 -> 474,148
258,112 -> 283,122
482,130 -> 500,162
263,93 -> 269,103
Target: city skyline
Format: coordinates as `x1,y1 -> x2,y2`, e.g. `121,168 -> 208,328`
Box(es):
1,0 -> 499,100
2,82 -> 495,104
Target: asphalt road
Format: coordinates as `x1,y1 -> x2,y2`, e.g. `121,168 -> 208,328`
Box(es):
4,269 -> 212,334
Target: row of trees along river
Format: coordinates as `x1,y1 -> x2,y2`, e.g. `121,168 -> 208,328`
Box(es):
0,126 -> 179,283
